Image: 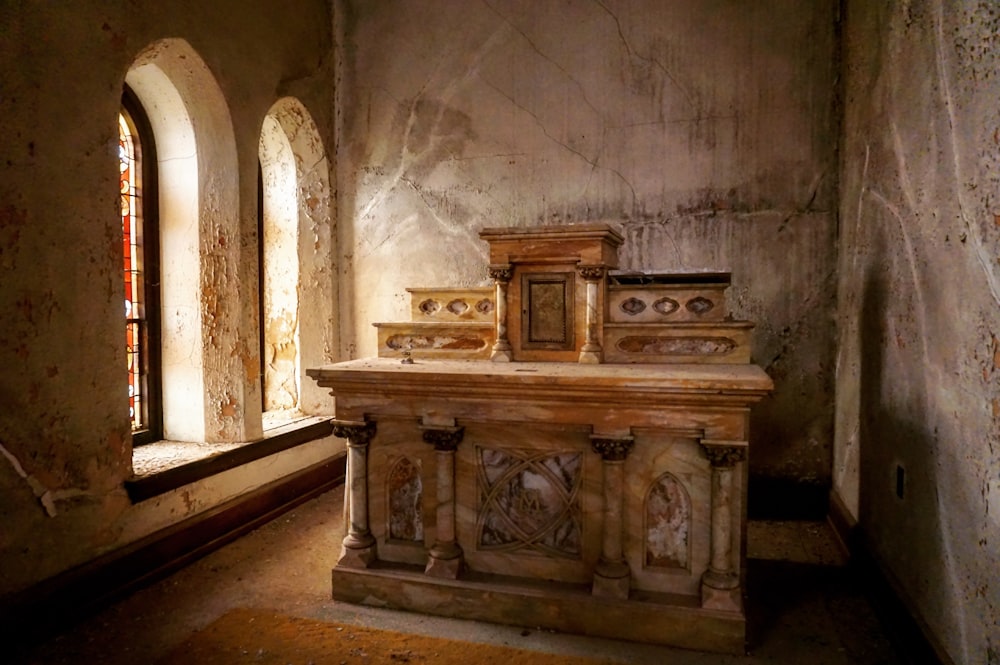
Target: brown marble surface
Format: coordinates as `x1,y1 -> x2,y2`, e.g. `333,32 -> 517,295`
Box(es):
310,357 -> 771,651
309,358 -> 772,392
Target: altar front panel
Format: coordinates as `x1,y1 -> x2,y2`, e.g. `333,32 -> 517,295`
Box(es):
366,417 -> 726,600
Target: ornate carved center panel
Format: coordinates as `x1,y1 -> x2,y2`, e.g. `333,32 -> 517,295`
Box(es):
476,446 -> 582,558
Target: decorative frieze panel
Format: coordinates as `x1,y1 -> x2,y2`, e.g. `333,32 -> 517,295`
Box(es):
386,333 -> 488,352
645,472 -> 692,570
616,336 -> 737,356
407,287 -> 494,322
476,447 -> 582,558
606,272 -> 731,324
603,323 -> 753,364
375,322 -> 494,360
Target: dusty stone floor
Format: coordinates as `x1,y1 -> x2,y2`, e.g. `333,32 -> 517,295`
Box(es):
12,487 -> 902,664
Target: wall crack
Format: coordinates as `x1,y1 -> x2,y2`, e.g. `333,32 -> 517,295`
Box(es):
0,440 -> 79,518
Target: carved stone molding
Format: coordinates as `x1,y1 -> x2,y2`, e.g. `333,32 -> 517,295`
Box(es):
616,336 -> 736,356
421,425 -> 465,451
577,264 -> 606,281
699,442 -> 746,467
686,296 -> 715,315
332,419 -> 377,447
487,263 -> 513,283
652,297 -> 680,315
590,435 -> 635,461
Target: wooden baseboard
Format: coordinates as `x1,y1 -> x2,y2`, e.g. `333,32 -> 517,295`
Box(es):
827,491 -> 954,665
826,487 -> 858,560
3,453 -> 346,646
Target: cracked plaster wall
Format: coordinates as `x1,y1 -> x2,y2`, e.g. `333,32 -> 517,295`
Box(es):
836,1 -> 1000,661
0,1 -> 336,597
336,0 -> 840,492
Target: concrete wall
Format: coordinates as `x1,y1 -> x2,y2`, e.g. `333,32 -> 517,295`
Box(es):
336,0 -> 841,492
835,1 -> 1000,662
0,1 -> 338,595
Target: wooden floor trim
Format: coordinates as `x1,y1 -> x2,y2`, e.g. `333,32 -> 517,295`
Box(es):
827,491 -> 953,665
4,453 -> 346,646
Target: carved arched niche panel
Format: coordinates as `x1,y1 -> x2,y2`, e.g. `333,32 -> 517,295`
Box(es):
644,472 -> 692,570
387,456 -> 423,542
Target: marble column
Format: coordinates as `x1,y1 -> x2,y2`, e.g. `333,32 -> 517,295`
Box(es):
332,419 -> 378,568
698,441 -> 746,611
488,263 -> 513,362
421,423 -> 465,578
590,434 -> 635,598
577,265 -> 605,364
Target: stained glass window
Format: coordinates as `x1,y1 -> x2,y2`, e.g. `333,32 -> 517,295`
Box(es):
118,88 -> 162,445
119,92 -> 160,443
120,110 -> 145,431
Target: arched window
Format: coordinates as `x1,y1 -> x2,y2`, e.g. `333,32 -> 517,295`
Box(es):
120,87 -> 161,445
258,97 -> 334,420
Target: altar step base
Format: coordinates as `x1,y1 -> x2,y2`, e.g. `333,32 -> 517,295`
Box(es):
331,563 -> 746,655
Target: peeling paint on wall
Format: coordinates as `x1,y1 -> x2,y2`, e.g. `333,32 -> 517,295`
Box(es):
0,0 -> 335,597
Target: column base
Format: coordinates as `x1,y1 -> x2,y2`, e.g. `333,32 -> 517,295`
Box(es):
425,553 -> 464,579
592,559 -> 630,599
578,348 -> 603,364
425,541 -> 463,578
338,542 -> 378,569
490,344 -> 512,362
701,569 -> 742,611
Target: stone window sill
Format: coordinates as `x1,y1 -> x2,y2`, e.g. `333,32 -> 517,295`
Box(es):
125,415 -> 334,503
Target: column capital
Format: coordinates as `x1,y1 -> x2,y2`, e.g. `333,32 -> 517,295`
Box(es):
576,264 -> 606,281
332,419 -> 377,446
421,425 -> 465,452
590,434 -> 635,461
487,263 -> 513,283
699,441 -> 746,467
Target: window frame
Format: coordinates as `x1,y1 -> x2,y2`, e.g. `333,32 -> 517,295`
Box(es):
121,85 -> 163,446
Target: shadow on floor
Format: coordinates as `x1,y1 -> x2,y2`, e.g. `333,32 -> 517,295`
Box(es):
10,489 -> 904,665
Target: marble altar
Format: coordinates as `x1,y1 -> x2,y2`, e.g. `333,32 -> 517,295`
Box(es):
307,224 -> 772,654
